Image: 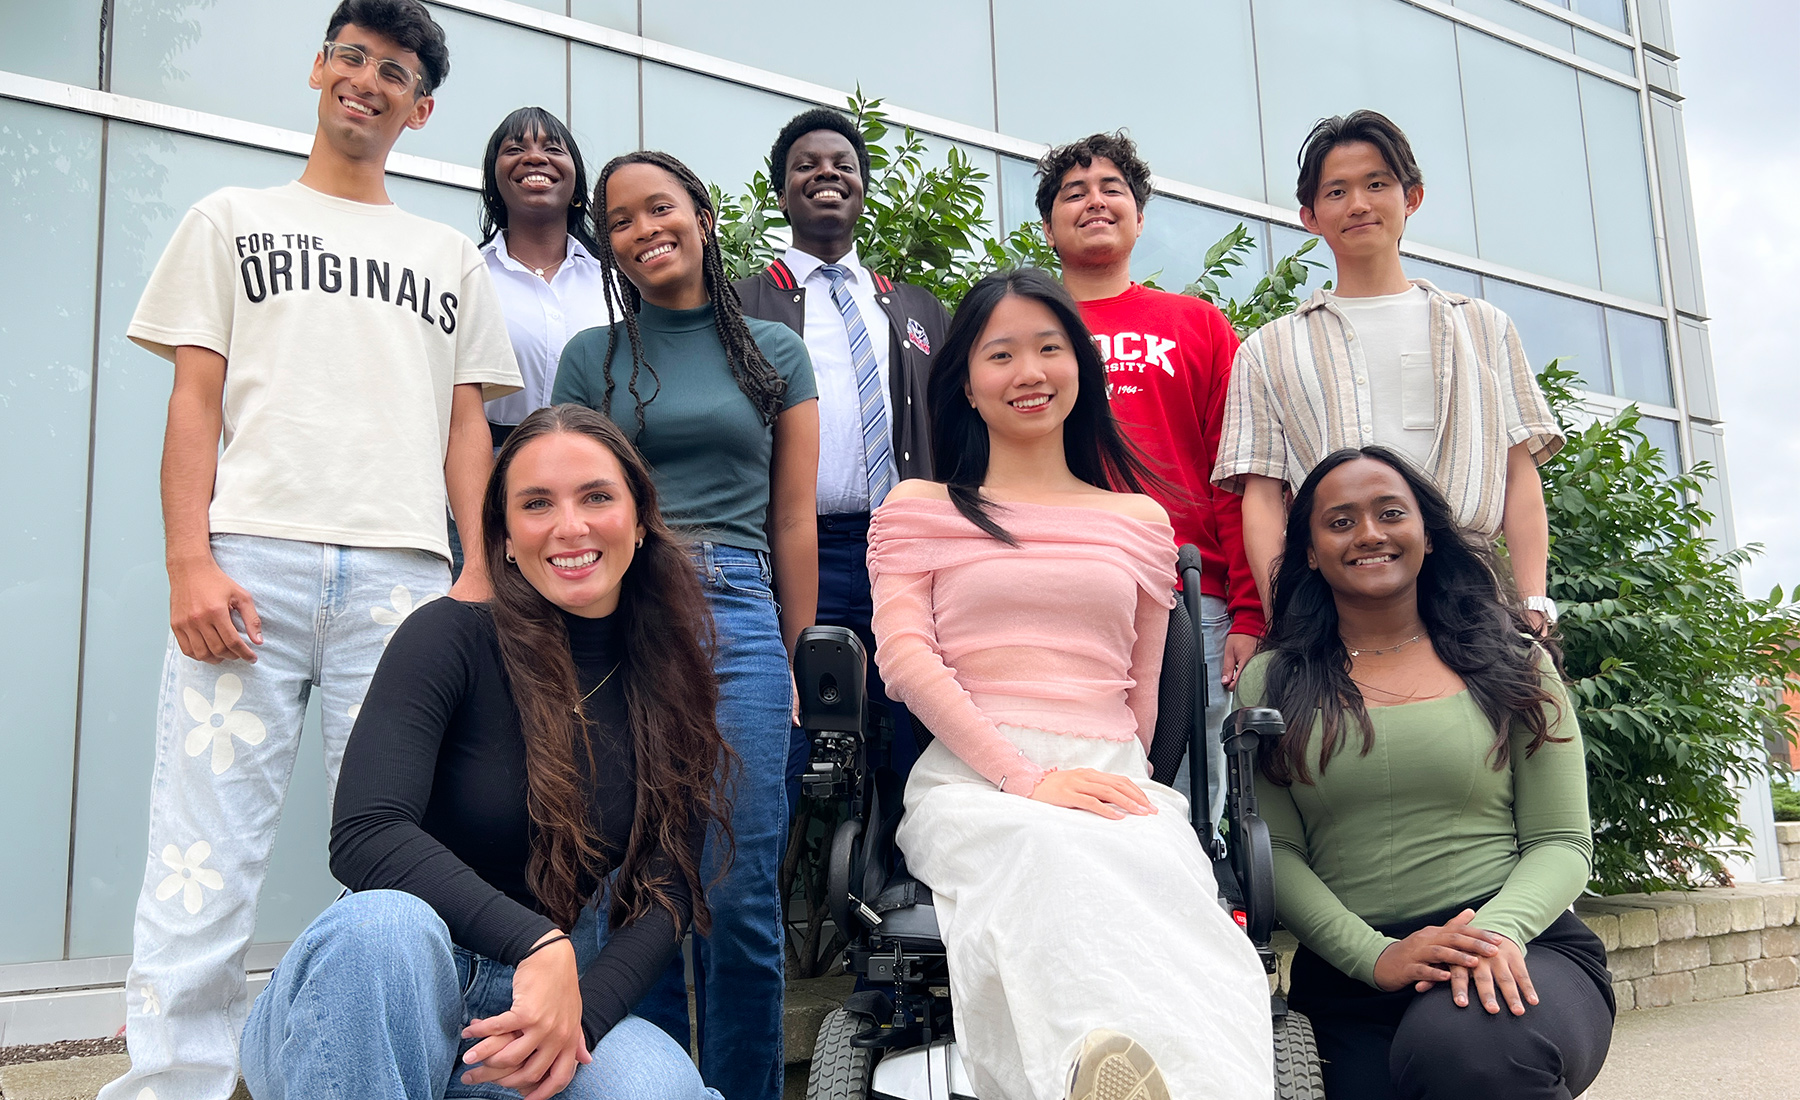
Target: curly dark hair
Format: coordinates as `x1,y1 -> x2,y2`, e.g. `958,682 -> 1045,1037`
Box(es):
1256,446 -> 1565,786
929,267 -> 1165,544
1033,131 -> 1153,223
478,106 -> 601,255
324,0 -> 448,95
482,404 -> 733,933
769,107 -> 871,194
588,150 -> 787,431
1295,109 -> 1423,210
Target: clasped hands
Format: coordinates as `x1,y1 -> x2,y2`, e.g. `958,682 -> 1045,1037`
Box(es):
1372,908 -> 1538,1015
459,930 -> 590,1100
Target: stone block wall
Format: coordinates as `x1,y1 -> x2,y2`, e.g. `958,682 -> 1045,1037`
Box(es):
1777,821 -> 1800,881
1576,881 -> 1800,1009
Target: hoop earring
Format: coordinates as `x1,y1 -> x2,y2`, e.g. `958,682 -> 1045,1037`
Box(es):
635,538 -> 644,549
505,552 -> 516,563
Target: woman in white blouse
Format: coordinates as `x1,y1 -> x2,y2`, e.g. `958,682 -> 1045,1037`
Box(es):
477,106 -> 613,442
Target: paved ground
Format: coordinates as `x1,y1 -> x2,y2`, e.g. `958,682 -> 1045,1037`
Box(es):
1582,986 -> 1800,1100
6,987 -> 1798,1098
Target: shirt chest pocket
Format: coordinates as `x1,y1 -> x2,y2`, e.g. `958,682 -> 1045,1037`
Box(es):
1400,352 -> 1436,431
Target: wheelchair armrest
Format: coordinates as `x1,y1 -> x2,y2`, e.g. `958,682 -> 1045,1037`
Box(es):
1234,812 -> 1277,949
1222,707 -> 1285,952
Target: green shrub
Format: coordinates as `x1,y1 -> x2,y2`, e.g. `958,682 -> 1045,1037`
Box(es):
1772,777 -> 1800,822
1535,362 -> 1800,891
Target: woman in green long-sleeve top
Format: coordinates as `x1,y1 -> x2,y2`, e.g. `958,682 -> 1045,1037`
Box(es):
1239,446 -> 1614,1100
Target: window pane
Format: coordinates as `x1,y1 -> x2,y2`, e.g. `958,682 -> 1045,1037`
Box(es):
387,176 -> 480,243
1453,0 -> 1574,50
1481,279 -> 1608,391
570,0 -> 639,33
0,101 -> 102,963
994,0 -> 1263,203
641,65 -> 998,256
570,44 -> 640,182
1401,257 -> 1480,297
999,155 -> 1041,237
1574,29 -> 1636,75
641,64 -> 808,201
1579,74 -> 1661,304
1251,0 -> 1479,256
1575,0 -> 1630,32
111,0 -> 324,137
70,125 -> 346,957
1639,414 -> 1681,478
393,9 -> 566,169
1606,308 -> 1673,406
0,0 -> 103,87
1649,97 -> 1706,316
1135,203 -> 1267,305
1458,27 -> 1601,289
643,0 -> 996,131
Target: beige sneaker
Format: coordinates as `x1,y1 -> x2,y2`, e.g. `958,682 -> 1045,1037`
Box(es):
1066,1029 -> 1170,1100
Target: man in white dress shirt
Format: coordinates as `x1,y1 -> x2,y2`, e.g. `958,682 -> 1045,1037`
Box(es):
734,107 -> 950,798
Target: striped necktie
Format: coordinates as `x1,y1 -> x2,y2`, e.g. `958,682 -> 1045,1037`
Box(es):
819,263 -> 895,508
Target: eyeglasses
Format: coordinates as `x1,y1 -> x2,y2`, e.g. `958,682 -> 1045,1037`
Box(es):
322,41 -> 426,96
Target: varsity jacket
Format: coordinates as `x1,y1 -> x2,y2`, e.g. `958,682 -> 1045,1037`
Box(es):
735,258 -> 947,484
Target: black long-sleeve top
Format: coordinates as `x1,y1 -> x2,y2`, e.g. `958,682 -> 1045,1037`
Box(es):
331,597 -> 698,1047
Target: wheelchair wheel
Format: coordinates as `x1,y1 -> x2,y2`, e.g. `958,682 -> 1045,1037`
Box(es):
1272,1008 -> 1325,1100
807,1007 -> 875,1099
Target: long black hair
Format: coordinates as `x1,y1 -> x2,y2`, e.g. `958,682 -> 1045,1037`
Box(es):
1257,446 -> 1564,785
928,267 -> 1163,544
482,404 -> 732,932
588,150 -> 786,433
478,106 -> 601,256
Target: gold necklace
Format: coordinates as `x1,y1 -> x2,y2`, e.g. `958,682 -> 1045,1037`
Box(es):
573,661 -> 622,712
1343,631 -> 1427,658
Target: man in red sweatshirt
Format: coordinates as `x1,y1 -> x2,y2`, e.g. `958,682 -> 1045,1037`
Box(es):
1037,131 -> 1261,823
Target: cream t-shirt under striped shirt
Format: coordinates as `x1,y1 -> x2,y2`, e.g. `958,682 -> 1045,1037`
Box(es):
1212,280 -> 1562,538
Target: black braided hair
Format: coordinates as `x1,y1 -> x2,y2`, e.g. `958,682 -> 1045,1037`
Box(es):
589,151 -> 787,432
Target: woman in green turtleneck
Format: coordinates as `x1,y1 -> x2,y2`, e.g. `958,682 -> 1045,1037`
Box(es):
1239,446 -> 1614,1100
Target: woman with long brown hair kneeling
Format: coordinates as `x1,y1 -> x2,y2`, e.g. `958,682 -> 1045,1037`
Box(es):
242,405 -> 728,1100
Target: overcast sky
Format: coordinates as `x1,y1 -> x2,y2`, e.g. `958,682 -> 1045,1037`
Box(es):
1666,1 -> 1800,599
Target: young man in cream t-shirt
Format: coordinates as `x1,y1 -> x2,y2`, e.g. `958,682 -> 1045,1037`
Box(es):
1214,110 -> 1563,634
100,5 -> 521,1099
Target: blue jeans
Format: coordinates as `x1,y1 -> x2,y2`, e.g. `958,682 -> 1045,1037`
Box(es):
637,543 -> 789,1100
100,535 -> 450,1100
786,514 -> 917,814
1171,593 -> 1233,827
242,890 -> 720,1099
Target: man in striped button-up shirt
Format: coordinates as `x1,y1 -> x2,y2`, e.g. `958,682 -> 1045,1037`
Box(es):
1212,110 -> 1564,633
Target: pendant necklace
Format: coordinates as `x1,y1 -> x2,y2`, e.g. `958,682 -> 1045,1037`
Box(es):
1344,632 -> 1427,658
573,661 -> 622,712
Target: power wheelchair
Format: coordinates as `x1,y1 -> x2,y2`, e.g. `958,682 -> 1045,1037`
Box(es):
794,546 -> 1325,1099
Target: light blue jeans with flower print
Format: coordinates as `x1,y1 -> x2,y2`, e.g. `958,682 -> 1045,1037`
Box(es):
97,534 -> 450,1100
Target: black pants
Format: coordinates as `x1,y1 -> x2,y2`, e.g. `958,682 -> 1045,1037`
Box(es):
1289,903 -> 1616,1100
785,513 -> 919,815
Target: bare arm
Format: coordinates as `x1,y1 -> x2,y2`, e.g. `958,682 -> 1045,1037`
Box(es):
445,383 -> 495,603
1240,473 -> 1288,619
163,346 -> 262,664
768,399 -> 820,654
1501,442 -> 1551,630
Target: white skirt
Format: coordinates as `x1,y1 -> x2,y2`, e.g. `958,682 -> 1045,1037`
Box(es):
896,726 -> 1274,1100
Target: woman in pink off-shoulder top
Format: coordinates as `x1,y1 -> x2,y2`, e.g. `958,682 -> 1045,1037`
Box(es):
868,269 -> 1272,1100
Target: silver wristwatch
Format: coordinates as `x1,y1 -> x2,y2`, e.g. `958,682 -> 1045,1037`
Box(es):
1523,595 -> 1559,624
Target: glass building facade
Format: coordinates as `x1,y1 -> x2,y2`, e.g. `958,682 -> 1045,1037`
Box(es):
0,0 -> 1727,1027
